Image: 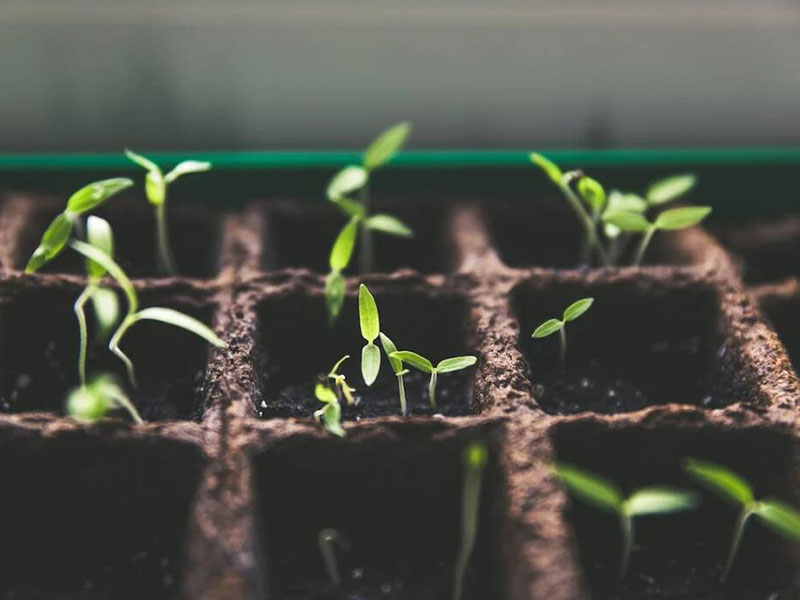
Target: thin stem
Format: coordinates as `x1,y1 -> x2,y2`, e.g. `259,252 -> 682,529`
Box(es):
619,514 -> 633,582
155,202 -> 177,275
109,314 -> 139,388
633,227 -> 656,267
108,389 -> 144,424
453,461 -> 484,600
397,373 -> 407,416
318,529 -> 349,587
558,326 -> 567,375
721,507 -> 753,583
428,370 -> 438,408
74,286 -> 93,385
358,183 -> 373,273
559,182 -> 610,267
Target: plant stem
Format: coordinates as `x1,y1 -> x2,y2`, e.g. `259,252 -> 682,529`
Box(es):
109,314 -> 139,388
73,286 -> 93,385
721,507 -> 753,583
155,202 -> 177,275
397,373 -> 407,416
618,514 -> 633,581
558,326 -> 567,375
108,388 -> 144,424
358,183 -> 373,273
633,227 -> 656,267
452,454 -> 485,600
318,529 -> 347,587
428,370 -> 438,408
560,182 -> 610,267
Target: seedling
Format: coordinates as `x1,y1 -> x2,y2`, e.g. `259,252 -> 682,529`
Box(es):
68,240 -> 226,387
684,458 -> 800,582
317,528 -> 351,586
66,373 -> 143,424
358,284 -> 381,386
453,441 -> 489,600
314,383 -> 346,438
325,123 -> 413,322
125,149 -> 212,275
379,332 -> 409,416
327,355 -> 356,406
532,298 -> 593,373
389,351 -> 477,408
25,177 -> 133,273
554,462 -> 699,580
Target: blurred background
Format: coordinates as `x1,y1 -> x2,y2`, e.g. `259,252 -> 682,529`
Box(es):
2,0 -> 800,152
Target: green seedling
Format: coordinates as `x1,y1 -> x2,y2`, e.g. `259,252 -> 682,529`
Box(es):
358,284 -> 381,386
317,528 -> 351,586
66,373 -> 143,424
684,458 -> 800,583
453,441 -> 489,600
389,351 -> 477,408
603,205 -> 711,267
25,178 -> 133,273
74,216 -> 121,385
327,355 -> 356,406
125,149 -> 211,275
314,383 -> 346,438
379,332 -> 409,416
325,123 -> 413,322
68,240 -> 226,388
555,462 -> 699,581
532,298 -> 593,373
646,174 -> 698,206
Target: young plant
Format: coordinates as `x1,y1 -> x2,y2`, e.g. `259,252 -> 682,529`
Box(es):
555,462 -> 699,581
532,297 -> 593,374
389,351 -> 477,408
379,332 -> 409,416
327,355 -> 356,406
125,149 -> 212,275
325,123 -> 413,322
684,458 -> 800,582
453,441 -> 489,600
314,383 -> 346,438
358,284 -> 381,386
317,528 -> 351,586
68,240 -> 226,387
25,177 -> 133,273
66,373 -> 143,424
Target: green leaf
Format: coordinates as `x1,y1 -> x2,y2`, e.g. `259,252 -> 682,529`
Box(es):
329,218 -> 359,272
358,284 -> 380,342
683,458 -> 754,507
654,206 -> 712,231
145,170 -> 166,206
646,174 -> 697,205
318,401 -> 346,437
532,318 -> 563,339
86,216 -> 114,279
602,210 -> 651,233
327,165 -> 368,200
125,149 -> 161,174
164,160 -> 212,184
331,196 -> 366,219
606,190 -> 647,214
315,382 -> 338,404
755,500 -> 800,542
135,307 -> 227,348
530,153 -> 562,185
329,355 -> 350,377
66,381 -> 111,422
69,240 -> 138,312
577,177 -> 606,213
436,356 -> 477,373
25,212 -> 74,273
66,178 -> 133,214
379,332 -> 403,374
325,271 -> 346,325
90,286 -> 120,338
361,342 -> 381,386
464,441 -> 489,471
363,121 -> 411,170
624,487 -> 699,517
390,351 -> 433,373
364,214 -> 413,237
554,463 -> 623,514
563,298 -> 594,322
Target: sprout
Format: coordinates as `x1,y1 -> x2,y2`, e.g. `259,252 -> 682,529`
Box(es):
125,149 -> 211,275
325,123 -> 413,322
66,373 -> 143,424
555,462 -> 699,581
68,240 -> 226,388
684,458 -> 800,582
453,441 -> 489,600
25,178 -> 133,273
532,297 -> 593,374
314,383 -> 346,438
389,351 -> 477,408
358,284 -> 381,386
317,528 -> 351,587
327,355 -> 356,406
379,332 -> 409,416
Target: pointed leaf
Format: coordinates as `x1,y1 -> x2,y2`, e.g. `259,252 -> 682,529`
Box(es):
90,286 -> 120,338
361,342 -> 381,385
25,212 -> 73,273
364,214 -> 413,237
530,153 -> 562,185
554,463 -> 623,514
654,206 -> 712,231
532,318 -> 563,339
755,500 -> 800,542
379,332 -> 403,374
389,351 -> 433,373
358,284 -> 380,342
86,216 -> 114,279
563,298 -> 594,322
327,165 -> 368,200
66,178 -> 133,214
325,271 -> 346,325
606,190 -> 647,214
329,218 -> 358,271
164,160 -> 211,184
69,240 -> 137,311
577,177 -> 606,213
625,487 -> 699,517
329,355 -> 350,377
647,174 -> 697,205
603,210 -> 651,233
683,458 -> 754,507
135,307 -> 227,348
363,121 -> 411,170
315,382 -> 338,404
125,149 -> 161,174
436,356 -> 477,373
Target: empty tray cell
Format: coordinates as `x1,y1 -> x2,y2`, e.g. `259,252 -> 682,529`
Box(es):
512,277 -> 749,414
0,430 -> 202,599
255,286 -> 475,419
486,198 -> 701,269
552,421 -> 800,599
758,292 -> 800,373
261,200 -> 453,274
15,200 -> 222,279
0,283 -> 217,421
254,425 -> 505,599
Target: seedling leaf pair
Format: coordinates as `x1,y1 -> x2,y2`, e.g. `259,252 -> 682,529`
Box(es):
532,298 -> 593,373
314,383 -> 346,438
389,350 -> 477,407
328,355 -> 356,406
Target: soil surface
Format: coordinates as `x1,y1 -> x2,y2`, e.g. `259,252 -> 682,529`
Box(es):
713,217 -> 800,284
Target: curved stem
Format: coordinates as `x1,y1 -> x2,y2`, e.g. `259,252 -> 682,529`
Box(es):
619,514 -> 633,582
453,457 -> 484,600
155,202 -> 177,275
633,227 -> 656,267
74,286 -> 93,385
397,373 -> 407,416
428,370 -> 438,408
721,507 -> 753,583
560,183 -> 610,267
108,389 -> 144,424
358,183 -> 373,273
109,314 -> 139,388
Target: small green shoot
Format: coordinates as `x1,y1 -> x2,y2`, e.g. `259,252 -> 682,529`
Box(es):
68,240 -> 226,388
389,351 -> 477,408
358,284 -> 381,386
25,178 -> 133,273
327,355 -> 356,406
555,462 -> 699,581
684,458 -> 800,582
532,298 -> 593,373
125,149 -> 211,275
66,374 -> 143,424
380,332 -> 409,416
646,174 -> 697,206
314,383 -> 346,438
453,441 -> 489,600
317,528 -> 351,586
